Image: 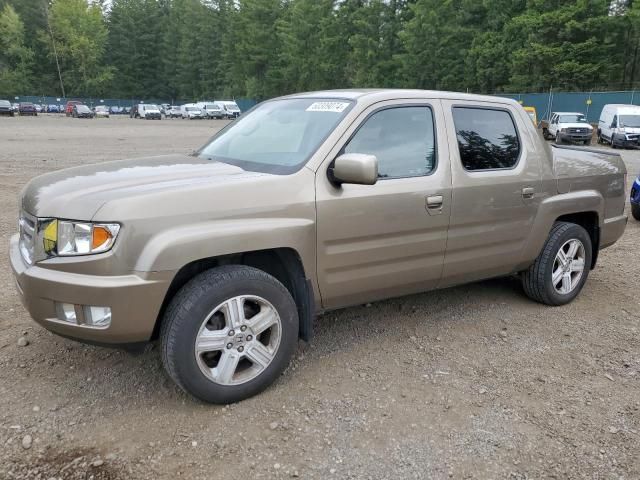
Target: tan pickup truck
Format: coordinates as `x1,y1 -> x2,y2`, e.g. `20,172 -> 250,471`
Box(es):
10,90 -> 628,403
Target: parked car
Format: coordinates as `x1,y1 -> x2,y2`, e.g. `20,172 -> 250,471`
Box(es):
598,104 -> 640,148
216,100 -> 241,119
65,100 -> 83,117
168,105 -> 182,118
181,104 -> 203,119
94,105 -> 110,118
10,90 -> 628,404
160,103 -> 170,116
139,104 -> 162,120
542,112 -> 593,145
18,102 -> 37,116
12,103 -> 19,112
631,174 -> 640,221
47,104 -> 60,114
197,102 -> 225,119
72,104 -> 94,118
34,104 -> 42,113
0,99 -> 14,116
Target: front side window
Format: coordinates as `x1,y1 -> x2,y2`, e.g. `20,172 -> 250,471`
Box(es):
452,107 -> 520,171
343,106 -> 436,179
199,98 -> 353,173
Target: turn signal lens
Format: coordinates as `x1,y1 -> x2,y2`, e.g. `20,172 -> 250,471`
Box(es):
92,225 -> 112,251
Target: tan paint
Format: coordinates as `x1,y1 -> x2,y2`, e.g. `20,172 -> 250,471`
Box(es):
9,89 -> 627,345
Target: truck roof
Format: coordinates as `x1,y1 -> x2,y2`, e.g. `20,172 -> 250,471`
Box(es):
282,89 -> 519,106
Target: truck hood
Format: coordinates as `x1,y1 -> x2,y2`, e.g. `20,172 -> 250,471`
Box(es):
558,122 -> 593,130
21,154 -> 269,220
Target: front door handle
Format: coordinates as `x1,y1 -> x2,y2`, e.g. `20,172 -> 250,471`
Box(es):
426,194 -> 443,208
522,187 -> 535,199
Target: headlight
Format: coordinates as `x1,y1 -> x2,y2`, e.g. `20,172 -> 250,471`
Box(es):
42,219 -> 120,256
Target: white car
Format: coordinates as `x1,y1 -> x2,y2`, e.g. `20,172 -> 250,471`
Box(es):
139,104 -> 162,120
181,104 -> 203,120
197,102 -> 225,119
543,112 -> 593,145
168,106 -> 182,118
94,106 -> 110,118
598,104 -> 640,149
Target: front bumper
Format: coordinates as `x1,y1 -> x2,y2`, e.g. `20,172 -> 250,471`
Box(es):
9,234 -> 172,344
558,132 -> 592,142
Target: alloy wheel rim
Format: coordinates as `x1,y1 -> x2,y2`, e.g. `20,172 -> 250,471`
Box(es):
552,239 -> 585,295
194,295 -> 282,386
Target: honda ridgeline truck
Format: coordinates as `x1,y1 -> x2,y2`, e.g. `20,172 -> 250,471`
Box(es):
10,90 -> 628,404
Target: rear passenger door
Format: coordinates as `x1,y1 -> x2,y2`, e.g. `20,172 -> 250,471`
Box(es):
439,101 -> 542,287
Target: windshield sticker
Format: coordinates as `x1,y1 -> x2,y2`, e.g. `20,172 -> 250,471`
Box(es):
306,102 -> 350,113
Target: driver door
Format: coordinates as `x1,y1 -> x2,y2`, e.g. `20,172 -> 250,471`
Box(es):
315,100 -> 451,309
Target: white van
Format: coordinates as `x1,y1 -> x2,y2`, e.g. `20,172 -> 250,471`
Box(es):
196,102 -> 224,119
598,104 -> 640,148
181,103 -> 203,120
216,100 -> 241,119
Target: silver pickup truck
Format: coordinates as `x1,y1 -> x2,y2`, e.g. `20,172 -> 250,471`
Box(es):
10,90 -> 627,403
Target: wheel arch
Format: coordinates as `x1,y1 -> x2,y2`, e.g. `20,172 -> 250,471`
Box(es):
519,190 -> 604,271
151,247 -> 314,343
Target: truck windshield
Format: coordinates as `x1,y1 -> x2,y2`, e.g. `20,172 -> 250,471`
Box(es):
558,114 -> 587,123
620,115 -> 640,127
198,98 -> 354,174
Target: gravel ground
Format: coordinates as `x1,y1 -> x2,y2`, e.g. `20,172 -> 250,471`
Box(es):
1,115 -> 639,480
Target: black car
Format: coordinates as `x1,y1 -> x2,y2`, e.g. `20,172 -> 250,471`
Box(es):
72,104 -> 94,118
19,102 -> 37,116
0,100 -> 14,116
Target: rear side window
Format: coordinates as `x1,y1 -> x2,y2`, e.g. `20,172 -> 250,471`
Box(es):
452,107 -> 521,171
344,106 -> 436,179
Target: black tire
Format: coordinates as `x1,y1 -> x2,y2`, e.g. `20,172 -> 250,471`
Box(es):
611,134 -> 618,148
555,134 -> 562,145
632,203 -> 640,221
160,265 -> 299,404
521,222 -> 592,306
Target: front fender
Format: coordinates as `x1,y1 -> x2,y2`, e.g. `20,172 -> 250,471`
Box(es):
518,190 -> 604,269
134,217 -> 316,275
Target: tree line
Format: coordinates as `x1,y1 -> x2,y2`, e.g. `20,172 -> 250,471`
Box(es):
0,0 -> 639,102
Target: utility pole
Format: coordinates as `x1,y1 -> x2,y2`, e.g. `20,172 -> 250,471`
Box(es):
43,0 -> 65,98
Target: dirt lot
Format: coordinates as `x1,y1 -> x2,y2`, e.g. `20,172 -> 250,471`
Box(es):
1,114 -> 639,480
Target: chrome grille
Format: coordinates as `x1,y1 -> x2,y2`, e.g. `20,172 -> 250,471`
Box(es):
19,211 -> 36,265
568,128 -> 587,134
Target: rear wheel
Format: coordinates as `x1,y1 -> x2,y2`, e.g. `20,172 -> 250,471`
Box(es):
632,203 -> 640,221
161,265 -> 299,404
521,222 -> 592,306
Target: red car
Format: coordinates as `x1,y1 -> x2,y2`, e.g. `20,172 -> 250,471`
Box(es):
65,100 -> 82,116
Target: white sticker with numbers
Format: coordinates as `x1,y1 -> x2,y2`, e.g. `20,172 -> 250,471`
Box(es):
306,102 -> 350,113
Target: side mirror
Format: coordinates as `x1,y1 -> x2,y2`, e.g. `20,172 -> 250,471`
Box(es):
331,153 -> 378,186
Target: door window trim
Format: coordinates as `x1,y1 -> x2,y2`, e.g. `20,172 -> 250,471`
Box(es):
451,104 -> 523,173
333,103 -> 439,180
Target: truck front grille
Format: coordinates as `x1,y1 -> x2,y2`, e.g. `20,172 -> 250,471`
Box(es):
568,128 -> 588,134
19,211 -> 36,265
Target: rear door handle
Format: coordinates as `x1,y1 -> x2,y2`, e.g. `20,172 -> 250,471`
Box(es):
522,187 -> 535,199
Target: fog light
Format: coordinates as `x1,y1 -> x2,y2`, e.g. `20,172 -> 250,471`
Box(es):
84,306 -> 111,327
56,303 -> 77,323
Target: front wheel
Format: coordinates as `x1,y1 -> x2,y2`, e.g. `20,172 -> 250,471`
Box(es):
632,203 -> 640,221
160,265 -> 299,404
555,134 -> 563,145
521,222 -> 592,306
